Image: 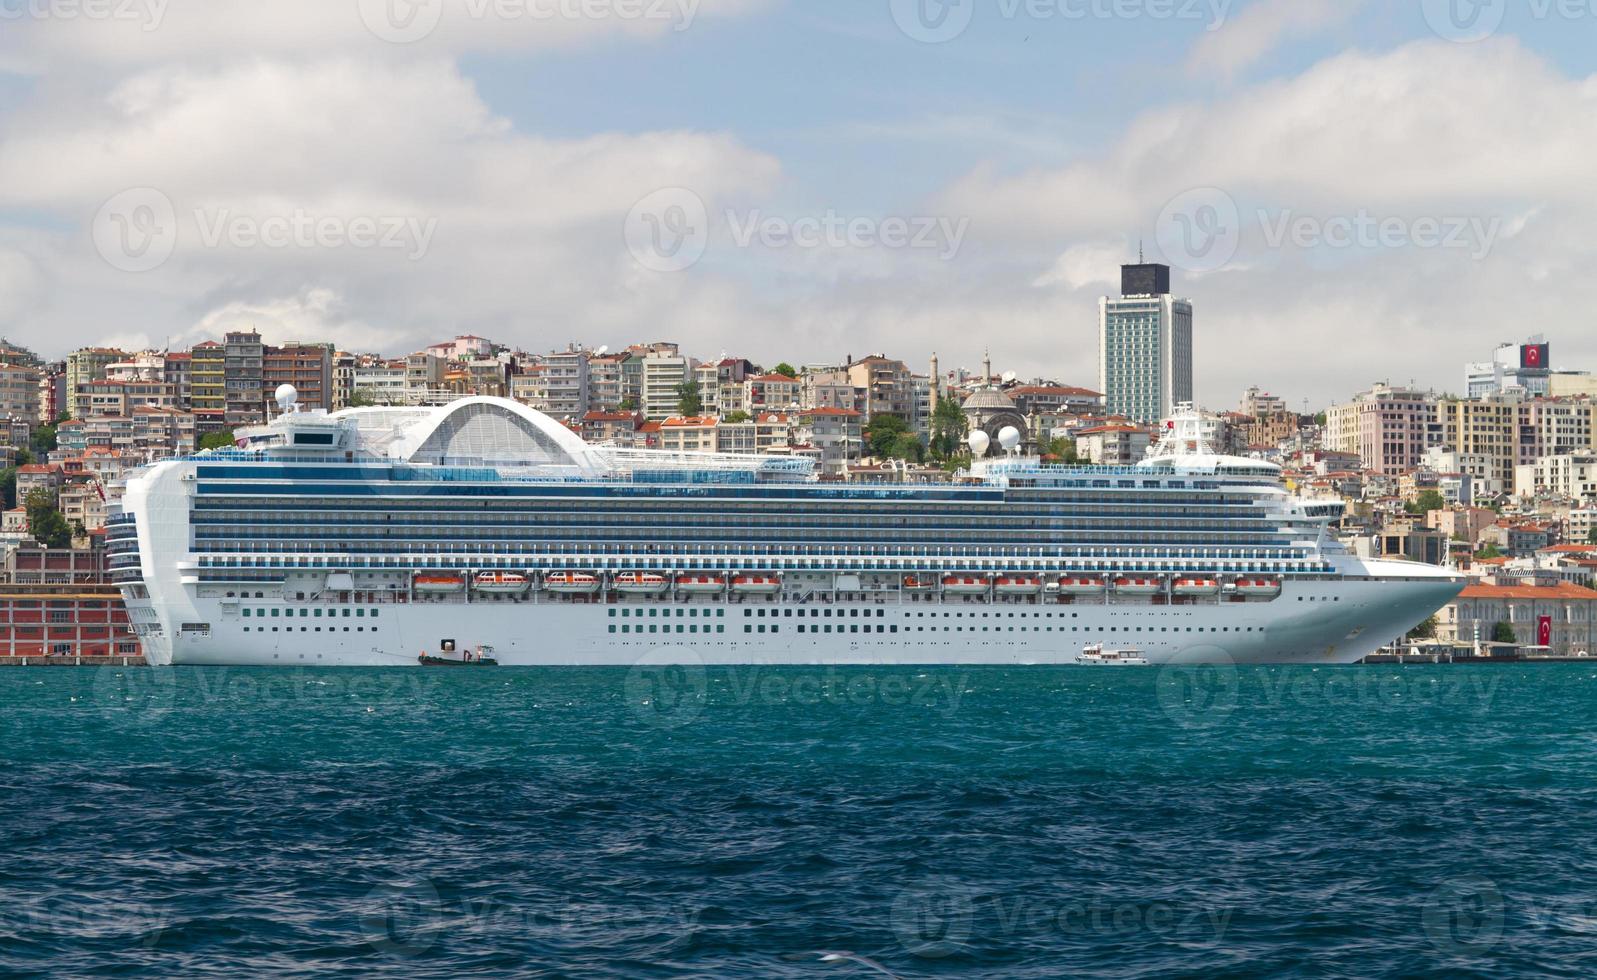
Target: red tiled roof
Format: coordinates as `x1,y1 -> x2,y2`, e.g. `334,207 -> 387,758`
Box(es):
1459,583 -> 1597,600
801,407 -> 861,417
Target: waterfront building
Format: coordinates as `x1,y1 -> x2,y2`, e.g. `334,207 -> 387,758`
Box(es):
1437,582 -> 1597,656
1074,423 -> 1153,465
539,345 -> 591,419
1466,338 -> 1552,398
427,335 -> 495,362
793,406 -> 863,474
222,330 -> 266,427
1516,452 -> 1597,501
746,374 -> 801,414
264,343 -> 333,412
1323,384 -> 1442,476
65,348 -> 125,419
641,350 -> 694,420
845,355 -> 916,424
0,539 -> 140,664
1009,385 -> 1103,418
1099,263 -> 1193,425
0,362 -> 41,425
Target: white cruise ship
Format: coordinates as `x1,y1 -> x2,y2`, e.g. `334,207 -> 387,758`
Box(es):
107,389 -> 1463,668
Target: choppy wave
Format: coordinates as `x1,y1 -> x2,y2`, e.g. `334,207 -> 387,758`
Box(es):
2,664 -> 1596,977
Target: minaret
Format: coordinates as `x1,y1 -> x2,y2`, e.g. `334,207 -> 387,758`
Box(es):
929,352 -> 940,412
982,348 -> 992,386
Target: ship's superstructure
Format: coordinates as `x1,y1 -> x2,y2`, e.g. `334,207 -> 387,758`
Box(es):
108,390 -> 1463,667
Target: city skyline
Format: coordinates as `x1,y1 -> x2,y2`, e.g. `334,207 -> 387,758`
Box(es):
2,2 -> 1595,407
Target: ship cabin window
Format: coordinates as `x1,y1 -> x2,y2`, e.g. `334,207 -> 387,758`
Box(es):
294,432 -> 335,446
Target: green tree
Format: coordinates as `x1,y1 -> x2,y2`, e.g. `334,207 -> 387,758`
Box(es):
24,488 -> 70,549
0,466 -> 16,510
1406,489 -> 1447,516
1313,412 -> 1327,427
888,432 -> 924,463
769,363 -> 797,379
1491,621 -> 1518,645
1043,437 -> 1080,464
676,380 -> 703,416
722,410 -> 752,424
30,424 -> 57,457
1589,527 -> 1597,546
1406,615 -> 1439,641
865,413 -> 910,459
618,396 -> 639,412
199,430 -> 237,451
347,388 -> 380,408
1474,543 -> 1503,561
929,398 -> 967,460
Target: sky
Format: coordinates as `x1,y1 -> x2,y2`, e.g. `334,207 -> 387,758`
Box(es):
0,0 -> 1594,410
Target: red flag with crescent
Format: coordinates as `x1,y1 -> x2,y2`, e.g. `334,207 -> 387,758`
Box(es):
1538,616 -> 1552,647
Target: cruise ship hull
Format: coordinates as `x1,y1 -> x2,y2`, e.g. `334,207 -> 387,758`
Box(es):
128,575 -> 1460,668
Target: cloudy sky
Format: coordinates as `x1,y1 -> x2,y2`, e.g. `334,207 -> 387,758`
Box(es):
0,0 -> 1591,408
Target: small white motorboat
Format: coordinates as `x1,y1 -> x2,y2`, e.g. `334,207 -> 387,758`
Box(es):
1075,643 -> 1151,666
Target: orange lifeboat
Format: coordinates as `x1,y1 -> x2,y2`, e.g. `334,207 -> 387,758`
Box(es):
545,571 -> 601,595
615,571 -> 670,595
675,574 -> 726,595
1058,577 -> 1106,595
1114,577 -> 1163,596
902,575 -> 934,591
1235,579 -> 1283,598
414,573 -> 465,594
994,576 -> 1043,596
942,575 -> 990,596
1172,578 -> 1221,597
731,574 -> 782,595
473,571 -> 531,594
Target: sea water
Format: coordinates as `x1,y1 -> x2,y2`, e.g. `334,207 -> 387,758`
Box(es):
2,663 -> 1595,978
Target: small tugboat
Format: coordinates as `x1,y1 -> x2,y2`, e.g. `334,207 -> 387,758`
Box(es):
1075,643 -> 1151,666
418,644 -> 499,667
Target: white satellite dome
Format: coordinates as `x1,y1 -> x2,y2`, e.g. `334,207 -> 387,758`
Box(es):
275,384 -> 299,412
998,426 -> 1022,452
967,431 -> 991,457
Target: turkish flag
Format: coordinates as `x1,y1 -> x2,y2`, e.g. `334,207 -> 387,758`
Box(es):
1522,343 -> 1550,369
1538,616 -> 1553,647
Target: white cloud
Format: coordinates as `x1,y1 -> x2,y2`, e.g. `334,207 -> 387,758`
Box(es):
1187,0 -> 1368,81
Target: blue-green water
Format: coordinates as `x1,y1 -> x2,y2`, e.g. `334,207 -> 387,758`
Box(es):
3,663 -> 1597,978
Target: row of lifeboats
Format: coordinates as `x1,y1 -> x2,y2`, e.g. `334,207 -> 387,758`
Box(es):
902,575 -> 1283,597
412,571 -> 784,596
